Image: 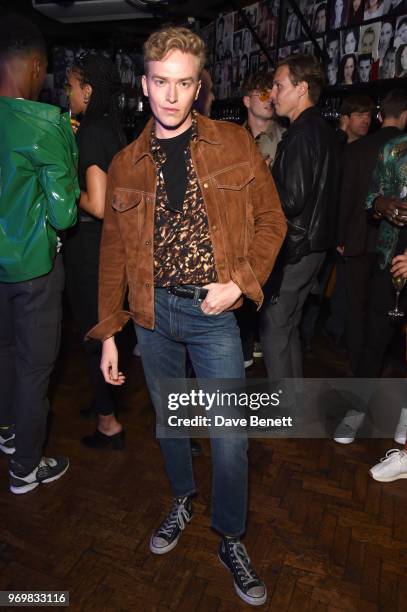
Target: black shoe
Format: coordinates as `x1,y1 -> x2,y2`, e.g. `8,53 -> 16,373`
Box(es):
219,537 -> 267,606
9,456 -> 69,495
81,429 -> 125,450
0,425 -> 15,455
190,439 -> 202,457
150,496 -> 193,555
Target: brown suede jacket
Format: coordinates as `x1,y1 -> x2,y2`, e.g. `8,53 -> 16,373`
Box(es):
87,113 -> 287,341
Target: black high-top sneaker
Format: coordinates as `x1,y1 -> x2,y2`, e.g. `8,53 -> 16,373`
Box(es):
219,536 -> 267,606
0,425 -> 15,455
150,496 -> 193,554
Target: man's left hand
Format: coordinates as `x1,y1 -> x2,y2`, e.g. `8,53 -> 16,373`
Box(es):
201,281 -> 242,315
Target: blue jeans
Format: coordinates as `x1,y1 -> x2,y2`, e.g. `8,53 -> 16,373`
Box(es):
135,288 -> 247,536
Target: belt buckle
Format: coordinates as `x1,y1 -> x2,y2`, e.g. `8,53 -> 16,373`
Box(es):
197,287 -> 208,301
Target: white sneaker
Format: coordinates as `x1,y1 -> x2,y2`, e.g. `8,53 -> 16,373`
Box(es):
394,423 -> 407,446
9,456 -> 69,494
244,359 -> 254,369
394,408 -> 407,445
333,410 -> 365,444
369,449 -> 407,482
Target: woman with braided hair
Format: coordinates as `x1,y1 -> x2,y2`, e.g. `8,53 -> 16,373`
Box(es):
64,52 -> 126,449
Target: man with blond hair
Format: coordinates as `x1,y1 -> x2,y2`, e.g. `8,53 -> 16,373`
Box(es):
88,26 -> 286,606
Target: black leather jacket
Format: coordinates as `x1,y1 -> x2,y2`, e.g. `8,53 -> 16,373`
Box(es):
272,106 -> 342,264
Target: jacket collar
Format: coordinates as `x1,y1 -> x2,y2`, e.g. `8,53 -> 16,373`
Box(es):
0,96 -> 63,124
280,106 -> 319,142
291,105 -> 319,126
132,111 -> 221,165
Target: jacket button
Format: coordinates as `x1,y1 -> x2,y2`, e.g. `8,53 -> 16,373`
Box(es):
145,240 -> 151,246
203,182 -> 209,188
145,283 -> 151,288
212,225 -> 217,230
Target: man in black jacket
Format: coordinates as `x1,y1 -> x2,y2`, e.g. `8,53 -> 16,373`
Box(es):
260,54 -> 341,380
338,89 -> 407,376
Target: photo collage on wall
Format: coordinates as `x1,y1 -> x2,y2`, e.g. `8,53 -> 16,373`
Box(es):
41,46 -> 144,112
324,0 -> 407,85
209,1 -> 280,100
278,0 -> 327,58
114,50 -> 144,114
277,0 -> 406,85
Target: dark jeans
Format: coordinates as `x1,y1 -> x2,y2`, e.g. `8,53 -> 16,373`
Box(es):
135,288 -> 247,537
64,221 -> 116,416
0,255 -> 64,472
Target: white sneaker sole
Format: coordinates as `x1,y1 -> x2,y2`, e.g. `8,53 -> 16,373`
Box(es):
369,470 -> 407,483
149,534 -> 180,555
218,555 -> 267,607
334,437 -> 355,445
10,481 -> 40,495
10,461 -> 69,495
0,444 -> 15,455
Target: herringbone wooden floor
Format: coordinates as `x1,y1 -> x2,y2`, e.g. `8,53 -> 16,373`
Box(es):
1,318 -> 406,611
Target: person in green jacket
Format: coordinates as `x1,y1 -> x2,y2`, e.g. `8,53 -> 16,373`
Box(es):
0,14 -> 79,494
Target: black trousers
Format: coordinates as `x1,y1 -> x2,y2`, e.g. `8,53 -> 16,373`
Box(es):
0,255 -> 64,471
64,221 -> 116,416
344,254 -> 377,374
356,259 -> 407,378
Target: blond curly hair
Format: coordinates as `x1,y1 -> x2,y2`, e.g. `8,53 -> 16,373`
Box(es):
143,26 -> 206,74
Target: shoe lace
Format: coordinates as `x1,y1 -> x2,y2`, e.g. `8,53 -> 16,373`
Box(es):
157,498 -> 190,538
229,541 -> 259,587
380,449 -> 405,463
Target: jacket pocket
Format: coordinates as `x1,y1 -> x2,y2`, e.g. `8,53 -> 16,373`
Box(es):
212,163 -> 254,191
112,188 -> 143,212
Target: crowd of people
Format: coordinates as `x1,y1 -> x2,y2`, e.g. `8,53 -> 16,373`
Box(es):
1,11 -> 407,607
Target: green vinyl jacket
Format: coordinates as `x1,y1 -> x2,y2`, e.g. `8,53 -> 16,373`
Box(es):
0,96 -> 79,282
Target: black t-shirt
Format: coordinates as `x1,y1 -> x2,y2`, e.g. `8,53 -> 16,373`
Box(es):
76,116 -> 123,219
157,126 -> 192,213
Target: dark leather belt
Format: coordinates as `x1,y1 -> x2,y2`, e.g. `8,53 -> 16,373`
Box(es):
166,285 -> 208,300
